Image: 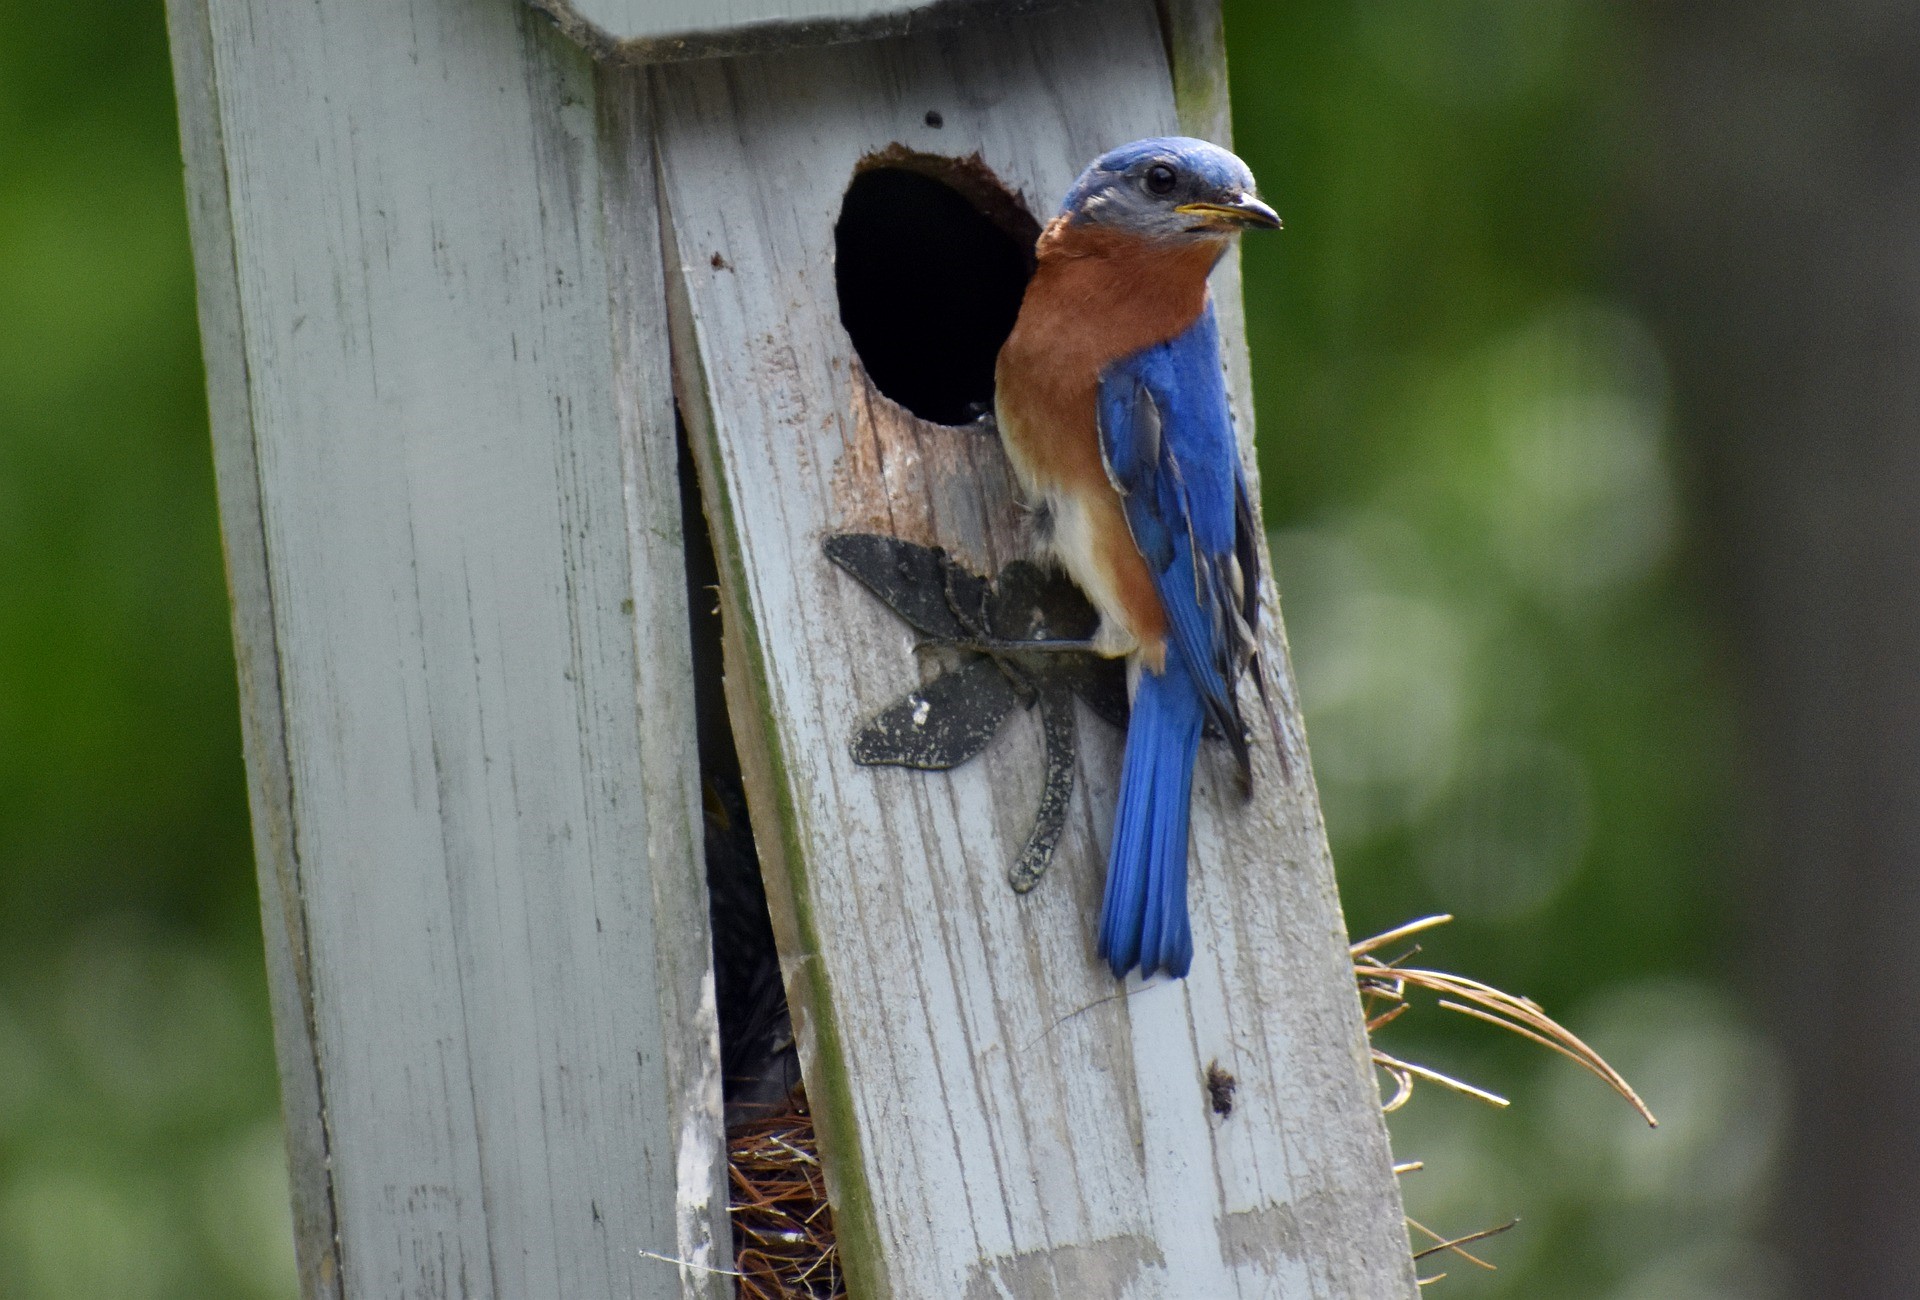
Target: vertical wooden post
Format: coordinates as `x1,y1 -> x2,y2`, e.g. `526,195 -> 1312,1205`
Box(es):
171,0 -> 1415,1293
652,2 -> 1415,1294
1641,2 -> 1920,1288
166,0 -> 727,1295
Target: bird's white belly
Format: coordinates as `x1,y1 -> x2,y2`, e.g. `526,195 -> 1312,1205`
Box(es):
995,404 -> 1140,660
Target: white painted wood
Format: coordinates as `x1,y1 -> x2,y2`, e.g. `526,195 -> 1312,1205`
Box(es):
568,0 -> 959,35
524,0 -> 1074,63
653,2 -> 1417,1294
166,0 -> 729,1296
166,6 -> 343,1293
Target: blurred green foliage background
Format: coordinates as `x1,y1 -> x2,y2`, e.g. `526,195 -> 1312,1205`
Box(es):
0,2 -> 293,1298
1228,2 -> 1777,1295
0,0 -> 1770,1296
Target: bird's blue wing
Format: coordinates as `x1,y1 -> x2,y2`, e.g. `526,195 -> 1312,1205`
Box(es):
1097,305 -> 1257,782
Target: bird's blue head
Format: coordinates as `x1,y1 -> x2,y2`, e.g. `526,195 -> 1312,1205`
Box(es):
1057,137 -> 1280,241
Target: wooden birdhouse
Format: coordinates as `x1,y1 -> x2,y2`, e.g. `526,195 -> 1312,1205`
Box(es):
167,0 -> 1417,1294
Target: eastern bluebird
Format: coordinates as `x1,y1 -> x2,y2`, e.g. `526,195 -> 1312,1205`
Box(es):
994,138 -> 1281,979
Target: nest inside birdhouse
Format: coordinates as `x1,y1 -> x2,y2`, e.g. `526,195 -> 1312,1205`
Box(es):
728,1090 -> 844,1300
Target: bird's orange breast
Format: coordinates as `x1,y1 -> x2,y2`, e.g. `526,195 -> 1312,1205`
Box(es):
994,219 -> 1228,660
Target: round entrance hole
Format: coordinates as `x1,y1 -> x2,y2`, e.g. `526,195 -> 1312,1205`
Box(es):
833,152 -> 1041,426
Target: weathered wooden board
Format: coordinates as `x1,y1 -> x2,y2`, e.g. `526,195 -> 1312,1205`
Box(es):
653,3 -> 1417,1295
525,0 -> 1075,64
166,0 -> 729,1295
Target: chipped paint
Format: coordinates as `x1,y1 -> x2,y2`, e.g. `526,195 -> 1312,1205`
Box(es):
675,970 -> 727,1282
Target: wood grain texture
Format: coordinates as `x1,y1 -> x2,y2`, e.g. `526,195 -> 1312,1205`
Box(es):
524,0 -> 1078,65
166,0 -> 729,1295
166,5 -> 344,1293
653,3 -> 1417,1294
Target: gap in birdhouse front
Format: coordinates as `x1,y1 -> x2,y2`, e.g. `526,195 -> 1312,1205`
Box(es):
674,418 -> 798,1126
674,417 -> 844,1292
834,149 -> 1040,426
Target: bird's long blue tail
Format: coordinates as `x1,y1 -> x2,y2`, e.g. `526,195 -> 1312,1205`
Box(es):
1098,653 -> 1204,979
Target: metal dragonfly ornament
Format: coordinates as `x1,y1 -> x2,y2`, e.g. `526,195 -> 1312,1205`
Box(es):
824,532 -> 1131,892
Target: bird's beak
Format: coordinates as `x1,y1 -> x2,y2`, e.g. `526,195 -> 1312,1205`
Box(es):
1175,194 -> 1282,231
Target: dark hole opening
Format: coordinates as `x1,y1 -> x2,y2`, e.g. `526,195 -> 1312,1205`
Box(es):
834,156 -> 1040,426
677,420 -> 798,1124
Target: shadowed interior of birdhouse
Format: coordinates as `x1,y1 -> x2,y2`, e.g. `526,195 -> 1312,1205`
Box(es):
834,150 -> 1041,426
675,419 -> 844,1290
674,420 -> 799,1129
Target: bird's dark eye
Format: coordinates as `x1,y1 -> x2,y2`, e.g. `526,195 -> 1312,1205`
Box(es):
1144,163 -> 1179,196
